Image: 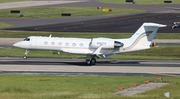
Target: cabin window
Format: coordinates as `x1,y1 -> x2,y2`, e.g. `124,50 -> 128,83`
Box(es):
23,38 -> 30,41
51,42 -> 55,45
72,43 -> 76,46
79,43 -> 83,47
65,43 -> 69,46
44,41 -> 48,45
58,42 -> 62,46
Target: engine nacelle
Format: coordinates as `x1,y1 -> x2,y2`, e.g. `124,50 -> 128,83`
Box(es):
90,38 -> 124,48
114,41 -> 124,48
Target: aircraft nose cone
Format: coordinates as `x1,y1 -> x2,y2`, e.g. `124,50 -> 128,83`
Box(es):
13,43 -> 21,48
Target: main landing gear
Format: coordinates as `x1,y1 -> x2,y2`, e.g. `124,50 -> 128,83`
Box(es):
23,50 -> 29,59
86,55 -> 98,65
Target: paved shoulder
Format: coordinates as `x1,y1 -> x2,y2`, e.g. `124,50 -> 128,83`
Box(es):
0,0 -> 89,9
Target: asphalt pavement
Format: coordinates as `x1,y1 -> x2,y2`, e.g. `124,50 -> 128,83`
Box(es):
0,0 -> 88,9
0,57 -> 180,76
4,13 -> 180,33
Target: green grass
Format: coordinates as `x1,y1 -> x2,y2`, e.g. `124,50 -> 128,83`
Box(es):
0,22 -> 12,28
97,0 -> 180,4
0,30 -> 131,38
0,0 -> 26,3
0,30 -> 180,39
0,31 -> 180,60
112,46 -> 180,60
0,7 -> 144,18
0,75 -> 179,99
1,46 -> 180,60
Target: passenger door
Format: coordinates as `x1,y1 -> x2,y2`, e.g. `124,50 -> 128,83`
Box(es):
31,38 -> 37,48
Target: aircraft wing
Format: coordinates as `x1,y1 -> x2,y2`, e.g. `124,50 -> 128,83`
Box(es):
92,45 -> 103,55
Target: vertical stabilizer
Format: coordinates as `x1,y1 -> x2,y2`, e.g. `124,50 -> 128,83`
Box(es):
124,23 -> 166,51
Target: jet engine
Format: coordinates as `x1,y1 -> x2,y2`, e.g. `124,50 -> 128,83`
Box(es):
90,38 -> 124,48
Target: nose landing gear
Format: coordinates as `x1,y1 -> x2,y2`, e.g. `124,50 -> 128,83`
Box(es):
23,50 -> 29,59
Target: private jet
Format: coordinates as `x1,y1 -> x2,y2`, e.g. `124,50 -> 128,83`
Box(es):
172,22 -> 180,29
13,22 -> 166,65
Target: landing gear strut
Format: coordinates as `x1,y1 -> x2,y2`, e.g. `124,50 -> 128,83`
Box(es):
86,55 -> 97,65
23,50 -> 29,59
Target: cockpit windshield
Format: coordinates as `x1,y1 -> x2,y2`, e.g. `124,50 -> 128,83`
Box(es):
23,38 -> 30,41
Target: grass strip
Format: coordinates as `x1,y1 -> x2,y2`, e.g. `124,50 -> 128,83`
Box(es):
97,0 -> 180,4
1,46 -> 180,60
0,22 -> 12,28
0,7 -> 144,18
0,75 -> 179,99
0,30 -> 180,39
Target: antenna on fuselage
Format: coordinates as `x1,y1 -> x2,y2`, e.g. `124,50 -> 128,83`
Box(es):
49,34 -> 52,37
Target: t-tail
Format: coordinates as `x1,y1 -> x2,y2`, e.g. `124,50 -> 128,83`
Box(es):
123,22 -> 166,52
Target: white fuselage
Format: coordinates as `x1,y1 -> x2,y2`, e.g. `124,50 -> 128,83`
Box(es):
14,36 -> 128,55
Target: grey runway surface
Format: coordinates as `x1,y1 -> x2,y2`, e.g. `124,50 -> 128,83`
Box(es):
0,0 -> 89,9
0,57 -> 180,76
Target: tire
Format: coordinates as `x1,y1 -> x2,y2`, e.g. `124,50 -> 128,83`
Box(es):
91,58 -> 96,65
86,60 -> 91,65
23,56 -> 27,59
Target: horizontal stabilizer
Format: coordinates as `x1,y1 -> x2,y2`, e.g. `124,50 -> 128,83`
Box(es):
143,23 -> 167,27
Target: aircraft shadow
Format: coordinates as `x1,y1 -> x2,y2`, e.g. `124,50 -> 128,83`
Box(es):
0,60 -> 179,67
0,60 -> 140,66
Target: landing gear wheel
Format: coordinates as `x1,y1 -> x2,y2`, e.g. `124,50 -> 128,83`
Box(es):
85,55 -> 97,65
23,56 -> 27,59
86,60 -> 91,65
91,58 -> 96,65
